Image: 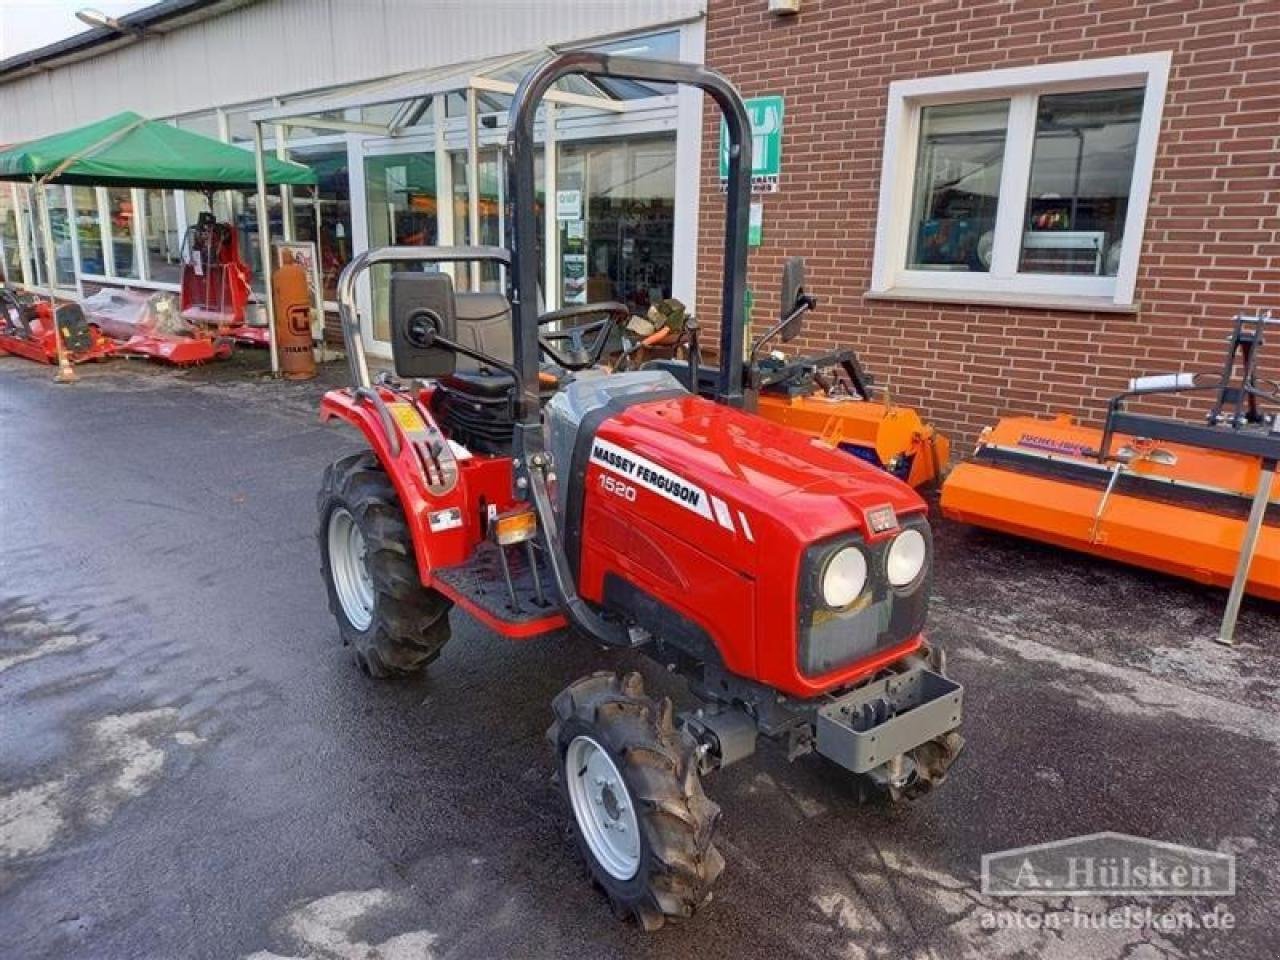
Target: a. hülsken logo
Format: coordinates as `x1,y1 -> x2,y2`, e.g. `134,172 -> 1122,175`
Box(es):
982,832 -> 1236,897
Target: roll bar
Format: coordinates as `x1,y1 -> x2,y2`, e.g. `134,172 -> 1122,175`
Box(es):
505,52 -> 754,426
336,245 -> 511,390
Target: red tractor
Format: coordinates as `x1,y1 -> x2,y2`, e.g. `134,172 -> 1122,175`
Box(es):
317,53 -> 964,929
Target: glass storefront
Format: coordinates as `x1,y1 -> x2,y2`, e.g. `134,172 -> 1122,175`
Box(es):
73,187 -> 105,275
290,144 -> 353,301
45,187 -> 76,288
144,190 -> 182,283
0,30 -> 685,348
231,190 -> 282,295
106,187 -> 139,279
557,135 -> 675,312
450,148 -> 503,292
0,190 -> 20,284
353,130 -> 675,346
365,151 -> 438,340
20,189 -> 47,286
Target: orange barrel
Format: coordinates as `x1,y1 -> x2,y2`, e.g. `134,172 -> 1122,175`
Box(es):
272,259 -> 316,380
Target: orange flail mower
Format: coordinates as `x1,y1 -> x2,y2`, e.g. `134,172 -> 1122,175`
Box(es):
943,310 -> 1280,641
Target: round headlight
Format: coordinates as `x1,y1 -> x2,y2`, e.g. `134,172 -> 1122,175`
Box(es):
886,528 -> 928,588
821,546 -> 868,608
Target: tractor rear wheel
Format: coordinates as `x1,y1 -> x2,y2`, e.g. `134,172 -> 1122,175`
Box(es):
318,452 -> 451,678
549,671 -> 724,931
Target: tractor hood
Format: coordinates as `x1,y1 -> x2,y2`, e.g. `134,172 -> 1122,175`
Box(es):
592,393 -> 926,547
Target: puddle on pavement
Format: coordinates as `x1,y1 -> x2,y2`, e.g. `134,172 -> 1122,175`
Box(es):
0,706 -> 207,865
0,598 -> 98,674
245,888 -> 438,960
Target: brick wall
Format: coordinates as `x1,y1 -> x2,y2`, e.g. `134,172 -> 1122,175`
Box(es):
696,0 -> 1280,444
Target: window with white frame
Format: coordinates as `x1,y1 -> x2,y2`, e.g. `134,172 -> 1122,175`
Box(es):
870,53 -> 1170,310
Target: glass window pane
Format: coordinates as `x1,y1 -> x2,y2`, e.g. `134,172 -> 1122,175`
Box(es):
907,100 -> 1009,273
41,187 -> 76,288
289,145 -> 352,301
360,102 -> 402,126
557,135 -> 676,310
184,190 -> 234,229
144,190 -> 182,283
573,31 -> 680,98
226,105 -> 271,144
106,187 -> 138,279
0,189 -> 20,284
451,148 -> 503,292
444,90 -> 509,119
1019,88 -> 1145,276
72,187 -> 105,275
18,189 -> 46,286
589,29 -> 680,60
229,190 -> 280,295
364,152 -> 438,341
176,111 -> 220,139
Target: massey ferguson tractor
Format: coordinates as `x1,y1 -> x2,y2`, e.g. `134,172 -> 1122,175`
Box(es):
317,52 -> 964,929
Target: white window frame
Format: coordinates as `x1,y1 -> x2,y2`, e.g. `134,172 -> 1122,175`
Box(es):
869,52 -> 1171,312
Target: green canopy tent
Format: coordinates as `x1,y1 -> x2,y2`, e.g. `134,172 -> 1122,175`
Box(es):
0,111 -> 317,377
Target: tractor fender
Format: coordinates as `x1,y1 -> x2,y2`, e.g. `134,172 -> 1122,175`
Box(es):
320,388 -> 472,583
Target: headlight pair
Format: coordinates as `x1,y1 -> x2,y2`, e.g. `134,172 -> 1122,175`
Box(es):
819,528 -> 928,609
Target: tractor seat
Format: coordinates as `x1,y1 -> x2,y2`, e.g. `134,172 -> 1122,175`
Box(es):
453,292 -> 513,372
438,366 -> 564,400
440,368 -> 517,399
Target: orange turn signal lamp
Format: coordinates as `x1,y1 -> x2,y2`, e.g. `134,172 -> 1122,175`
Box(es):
493,509 -> 538,546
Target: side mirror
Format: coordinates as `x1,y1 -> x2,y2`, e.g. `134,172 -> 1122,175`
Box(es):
779,256 -> 813,343
390,271 -> 457,378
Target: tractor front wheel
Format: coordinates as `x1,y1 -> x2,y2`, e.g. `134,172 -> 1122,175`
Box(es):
550,671 -> 724,931
318,452 -> 451,678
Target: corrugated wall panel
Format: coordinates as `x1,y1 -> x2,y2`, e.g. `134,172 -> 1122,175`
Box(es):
0,0 -> 705,140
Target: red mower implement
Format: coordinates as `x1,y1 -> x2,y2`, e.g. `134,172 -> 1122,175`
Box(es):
83,287 -> 233,366
317,52 -> 963,929
0,288 -> 116,366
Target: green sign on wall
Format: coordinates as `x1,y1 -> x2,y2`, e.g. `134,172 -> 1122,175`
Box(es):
719,95 -> 784,193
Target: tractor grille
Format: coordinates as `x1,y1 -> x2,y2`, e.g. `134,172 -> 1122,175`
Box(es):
795,517 -> 930,677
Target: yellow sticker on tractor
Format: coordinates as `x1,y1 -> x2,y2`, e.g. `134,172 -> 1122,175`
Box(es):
388,402 -> 425,434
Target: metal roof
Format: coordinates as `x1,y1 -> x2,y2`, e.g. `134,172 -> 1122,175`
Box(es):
248,48 -> 661,135
0,0 -> 254,81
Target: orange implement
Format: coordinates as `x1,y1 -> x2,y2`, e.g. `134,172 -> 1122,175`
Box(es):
941,414 -> 1280,601
757,391 -> 950,488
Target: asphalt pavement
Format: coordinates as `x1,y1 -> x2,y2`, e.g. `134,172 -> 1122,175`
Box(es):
1,352 -> 1277,960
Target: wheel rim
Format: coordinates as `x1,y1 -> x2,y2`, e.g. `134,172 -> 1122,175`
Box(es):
328,506 -> 374,631
565,735 -> 641,880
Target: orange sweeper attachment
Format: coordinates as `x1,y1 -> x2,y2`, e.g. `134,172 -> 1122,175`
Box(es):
751,353 -> 950,489
942,310 -> 1280,644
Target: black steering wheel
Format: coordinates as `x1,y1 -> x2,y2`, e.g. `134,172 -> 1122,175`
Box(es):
536,301 -> 630,370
